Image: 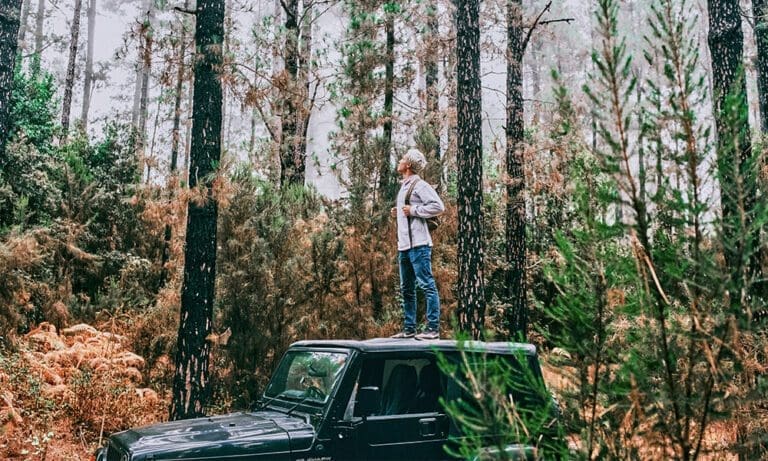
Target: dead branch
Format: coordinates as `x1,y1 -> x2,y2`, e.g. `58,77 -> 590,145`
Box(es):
173,6 -> 196,15
522,1 -> 552,52
538,18 -> 575,26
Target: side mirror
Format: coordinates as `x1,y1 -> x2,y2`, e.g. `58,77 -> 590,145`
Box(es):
357,386 -> 381,417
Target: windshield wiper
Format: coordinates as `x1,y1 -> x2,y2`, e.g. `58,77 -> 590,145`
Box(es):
284,395 -> 313,417
253,393 -> 283,411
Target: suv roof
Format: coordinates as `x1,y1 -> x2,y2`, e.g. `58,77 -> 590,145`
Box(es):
290,338 -> 537,356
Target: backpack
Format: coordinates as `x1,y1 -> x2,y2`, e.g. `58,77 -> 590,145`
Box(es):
405,180 -> 441,232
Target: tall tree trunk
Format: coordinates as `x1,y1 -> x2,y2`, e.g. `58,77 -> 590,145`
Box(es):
270,0 -> 282,178
379,10 -> 395,200
248,107 -> 256,160
754,0 -> 768,134
60,0 -> 82,140
505,0 -> 526,340
221,0 -> 231,152
183,63 -> 194,177
297,0 -> 312,166
456,0 -> 485,339
137,2 -> 155,151
132,0 -> 151,130
17,0 -> 29,54
707,0 -> 758,290
80,0 -> 95,130
170,0 -> 224,421
279,0 -> 302,187
443,4 -> 457,188
160,0 -> 190,288
424,0 -> 441,189
32,0 -> 44,72
530,34 -> 542,125
0,0 -> 23,158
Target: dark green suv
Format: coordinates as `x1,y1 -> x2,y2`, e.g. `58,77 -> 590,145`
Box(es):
96,339 -> 561,461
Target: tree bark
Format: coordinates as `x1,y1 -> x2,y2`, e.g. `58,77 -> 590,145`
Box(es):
0,0 -> 23,158
80,0 -> 96,130
443,4 -> 457,187
279,0 -> 303,187
137,2 -> 155,151
424,0 -> 441,189
530,34 -> 542,125
132,0 -> 151,130
505,0 -> 526,340
183,60 -> 194,177
17,0 -> 29,54
456,0 -> 485,339
754,0 -> 768,133
378,10 -> 395,200
221,0 -> 232,152
297,0 -> 312,166
32,0 -> 44,72
60,0 -> 82,140
160,0 -> 191,288
706,0 -> 758,288
170,0 -> 224,421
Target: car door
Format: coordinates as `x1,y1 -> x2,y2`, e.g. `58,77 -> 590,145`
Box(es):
361,410 -> 450,460
353,356 -> 451,460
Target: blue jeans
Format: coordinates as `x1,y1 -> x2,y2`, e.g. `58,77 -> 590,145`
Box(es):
399,245 -> 440,331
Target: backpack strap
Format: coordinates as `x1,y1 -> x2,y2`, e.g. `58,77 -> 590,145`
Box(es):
404,180 -> 419,249
404,180 -> 418,206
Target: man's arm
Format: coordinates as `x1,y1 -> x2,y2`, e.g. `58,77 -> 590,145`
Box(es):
411,183 -> 445,218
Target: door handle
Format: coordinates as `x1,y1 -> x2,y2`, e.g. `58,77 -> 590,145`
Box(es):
419,417 -> 438,437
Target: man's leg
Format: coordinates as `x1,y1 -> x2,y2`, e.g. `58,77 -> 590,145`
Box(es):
398,250 -> 417,334
410,246 -> 440,334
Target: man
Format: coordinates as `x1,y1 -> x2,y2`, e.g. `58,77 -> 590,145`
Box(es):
390,149 -> 445,340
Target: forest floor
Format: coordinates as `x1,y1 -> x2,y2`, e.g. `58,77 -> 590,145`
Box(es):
0,322 -> 169,460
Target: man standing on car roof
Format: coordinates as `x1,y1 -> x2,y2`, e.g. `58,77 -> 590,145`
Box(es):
390,148 -> 445,340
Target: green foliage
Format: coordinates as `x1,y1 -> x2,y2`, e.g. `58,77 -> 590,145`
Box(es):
217,173 -> 345,406
331,0 -> 405,213
436,342 -> 566,460
10,66 -> 57,152
0,68 -> 161,335
0,66 -> 61,228
527,0 -> 768,458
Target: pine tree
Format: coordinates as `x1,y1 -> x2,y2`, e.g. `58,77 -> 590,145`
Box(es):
505,0 -> 526,340
379,4 -> 395,199
32,0 -> 44,72
137,1 -> 155,154
279,0 -> 307,187
17,0 -> 29,54
706,0 -> 758,291
423,0 -> 441,188
456,0 -> 485,339
170,0 -> 224,421
0,0 -> 23,157
80,0 -> 96,130
754,0 -> 768,133
60,0 -> 83,140
160,0 -> 192,288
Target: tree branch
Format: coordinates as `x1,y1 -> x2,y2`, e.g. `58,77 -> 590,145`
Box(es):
522,0 -> 552,52
538,17 -> 575,26
280,0 -> 298,21
173,6 -> 196,15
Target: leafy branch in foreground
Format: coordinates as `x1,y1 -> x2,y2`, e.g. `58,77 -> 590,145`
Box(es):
536,0 -> 768,458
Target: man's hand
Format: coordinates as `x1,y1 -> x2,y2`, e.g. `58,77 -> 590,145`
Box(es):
390,207 -> 397,217
402,205 -> 412,217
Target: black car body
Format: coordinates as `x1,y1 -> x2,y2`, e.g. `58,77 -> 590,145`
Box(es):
97,339 -> 560,461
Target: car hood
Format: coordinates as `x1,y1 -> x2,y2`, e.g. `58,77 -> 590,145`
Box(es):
108,410 -> 315,460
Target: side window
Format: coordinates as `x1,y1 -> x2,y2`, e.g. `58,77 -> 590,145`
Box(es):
347,357 -> 445,418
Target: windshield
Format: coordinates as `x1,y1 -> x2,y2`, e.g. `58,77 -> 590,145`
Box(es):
264,350 -> 348,405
